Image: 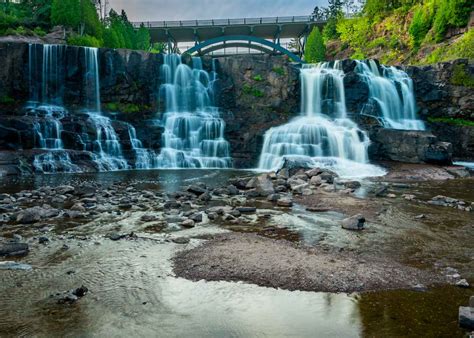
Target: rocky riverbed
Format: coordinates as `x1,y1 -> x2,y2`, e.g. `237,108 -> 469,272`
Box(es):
0,163 -> 473,336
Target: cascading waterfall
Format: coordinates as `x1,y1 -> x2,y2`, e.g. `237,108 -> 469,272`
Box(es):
82,47 -> 131,171
28,44 -> 79,173
258,62 -> 385,178
128,125 -> 158,169
156,54 -> 232,168
87,114 -> 129,171
356,60 -> 425,130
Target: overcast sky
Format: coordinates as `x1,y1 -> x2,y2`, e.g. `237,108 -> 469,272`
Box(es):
109,0 -> 329,22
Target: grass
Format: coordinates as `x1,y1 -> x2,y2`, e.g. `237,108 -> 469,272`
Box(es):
105,102 -> 144,114
272,67 -> 286,76
427,116 -> 474,127
451,64 -> 474,87
242,84 -> 264,98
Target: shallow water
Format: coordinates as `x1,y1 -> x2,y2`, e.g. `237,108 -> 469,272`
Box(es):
0,170 -> 473,337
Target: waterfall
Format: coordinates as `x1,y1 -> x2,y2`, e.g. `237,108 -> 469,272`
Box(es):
87,114 -> 129,171
258,62 -> 385,178
155,54 -> 232,169
356,60 -> 425,131
128,124 -> 158,169
28,44 -> 79,174
84,47 -> 101,113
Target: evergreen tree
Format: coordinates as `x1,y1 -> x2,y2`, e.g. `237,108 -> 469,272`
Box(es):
81,0 -> 102,38
305,27 -> 326,63
51,0 -> 81,30
136,24 -> 151,51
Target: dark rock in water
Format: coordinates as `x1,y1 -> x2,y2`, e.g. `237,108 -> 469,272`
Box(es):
0,242 -> 29,256
172,237 -> 190,244
140,215 -> 158,222
73,285 -> 88,298
374,186 -> 388,197
38,236 -> 49,244
306,206 -> 330,212
267,193 -> 281,202
277,158 -> 313,178
344,181 -> 361,190
277,199 -> 293,207
424,141 -> 453,165
164,201 -> 181,209
187,185 -> 207,196
181,219 -> 195,228
459,306 -> 474,330
341,214 -> 366,230
108,233 -> 125,241
229,177 -> 252,190
189,213 -> 203,223
55,285 -> 88,304
16,206 -> 59,224
237,207 -> 257,213
198,192 -> 212,202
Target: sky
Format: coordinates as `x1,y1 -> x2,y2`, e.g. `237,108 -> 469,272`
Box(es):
109,0 -> 329,22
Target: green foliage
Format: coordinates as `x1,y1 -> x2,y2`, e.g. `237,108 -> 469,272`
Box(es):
272,67 -> 286,76
0,95 -> 15,104
105,102 -> 142,113
433,0 -> 471,42
135,24 -> 151,51
305,27 -> 326,63
451,64 -> 474,87
33,26 -> 47,36
322,17 -> 340,41
409,4 -> 433,50
81,0 -> 102,39
364,0 -> 410,17
67,34 -> 102,47
242,84 -> 264,98
51,0 -> 80,29
427,117 -> 474,127
253,74 -> 263,82
337,16 -> 370,58
150,42 -> 167,54
421,29 -> 474,64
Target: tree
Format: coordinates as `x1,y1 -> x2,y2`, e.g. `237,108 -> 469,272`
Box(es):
51,0 -> 81,30
135,24 -> 151,51
305,27 -> 326,63
80,0 -> 102,38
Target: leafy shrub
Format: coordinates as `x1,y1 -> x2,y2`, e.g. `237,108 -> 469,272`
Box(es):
451,64 -> 474,88
433,0 -> 471,42
272,67 -> 285,76
67,35 -> 102,48
253,74 -> 263,82
427,117 -> 474,127
305,26 -> 326,63
33,26 -> 46,37
337,17 -> 371,56
409,5 -> 433,50
0,95 -> 15,104
422,30 -> 474,64
242,84 -> 264,98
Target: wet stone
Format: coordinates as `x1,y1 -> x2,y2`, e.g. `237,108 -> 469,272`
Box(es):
237,207 -> 257,213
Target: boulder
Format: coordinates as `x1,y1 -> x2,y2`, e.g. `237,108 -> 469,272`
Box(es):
341,214 -> 366,230
277,158 -> 313,178
459,307 -> 474,330
0,242 -> 29,256
277,198 -> 293,207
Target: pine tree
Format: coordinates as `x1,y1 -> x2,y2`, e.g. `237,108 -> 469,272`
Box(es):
51,0 -> 81,30
304,27 -> 326,63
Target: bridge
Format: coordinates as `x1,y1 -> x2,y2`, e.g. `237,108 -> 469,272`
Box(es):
132,16 -> 327,62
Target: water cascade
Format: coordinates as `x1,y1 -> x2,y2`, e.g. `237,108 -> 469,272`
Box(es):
28,44 -> 79,173
81,47 -> 131,171
128,124 -> 158,169
156,55 -> 232,168
86,114 -> 129,171
356,60 -> 425,130
258,62 -> 385,178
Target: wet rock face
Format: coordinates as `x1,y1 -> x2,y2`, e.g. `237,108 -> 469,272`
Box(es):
370,129 -> 453,165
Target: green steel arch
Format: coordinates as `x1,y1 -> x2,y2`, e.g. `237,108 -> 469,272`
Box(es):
185,35 -> 303,63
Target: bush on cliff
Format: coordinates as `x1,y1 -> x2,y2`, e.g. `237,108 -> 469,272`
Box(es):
305,27 -> 326,63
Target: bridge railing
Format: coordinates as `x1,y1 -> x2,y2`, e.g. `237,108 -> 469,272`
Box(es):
132,15 -> 323,28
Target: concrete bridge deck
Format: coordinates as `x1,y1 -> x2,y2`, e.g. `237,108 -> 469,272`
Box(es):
133,16 -> 325,44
